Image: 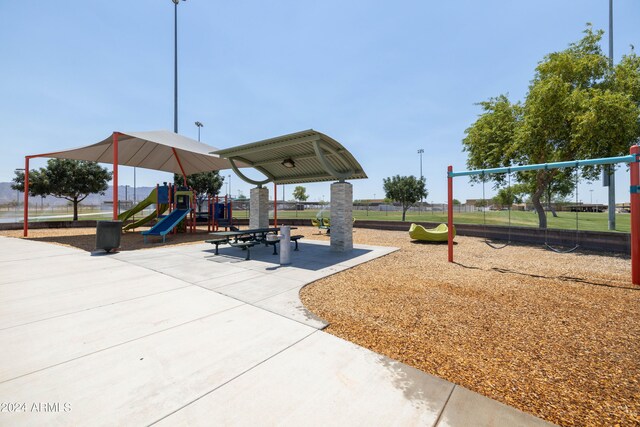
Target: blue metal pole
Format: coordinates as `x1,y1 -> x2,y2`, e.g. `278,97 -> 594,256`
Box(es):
448,155 -> 636,178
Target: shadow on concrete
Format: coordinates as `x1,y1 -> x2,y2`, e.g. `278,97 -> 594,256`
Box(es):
204,242 -> 373,272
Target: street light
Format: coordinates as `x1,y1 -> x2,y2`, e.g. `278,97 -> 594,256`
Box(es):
172,0 -> 186,133
227,174 -> 231,199
195,121 -> 203,141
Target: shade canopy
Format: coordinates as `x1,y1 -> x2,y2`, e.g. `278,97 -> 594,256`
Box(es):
213,129 -> 367,185
41,130 -> 241,175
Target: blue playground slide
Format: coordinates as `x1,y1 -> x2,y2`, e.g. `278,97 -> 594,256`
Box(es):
142,208 -> 191,243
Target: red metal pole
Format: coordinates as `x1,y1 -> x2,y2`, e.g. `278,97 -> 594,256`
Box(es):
156,184 -> 160,218
23,157 -> 30,237
112,132 -> 119,220
630,146 -> 640,285
191,190 -> 195,233
447,166 -> 454,263
229,193 -> 233,228
171,148 -> 188,186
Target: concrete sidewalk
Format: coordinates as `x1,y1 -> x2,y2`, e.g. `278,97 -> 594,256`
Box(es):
0,236 -> 554,426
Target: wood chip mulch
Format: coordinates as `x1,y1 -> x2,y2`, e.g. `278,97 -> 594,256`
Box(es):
298,228 -> 640,427
2,226 -> 639,426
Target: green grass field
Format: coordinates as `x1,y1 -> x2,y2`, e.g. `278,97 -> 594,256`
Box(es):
7,206 -> 630,233
270,209 -> 631,233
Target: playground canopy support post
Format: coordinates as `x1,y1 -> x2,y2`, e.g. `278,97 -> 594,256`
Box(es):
447,149 -> 640,286
23,157 -> 30,237
113,132 -> 119,220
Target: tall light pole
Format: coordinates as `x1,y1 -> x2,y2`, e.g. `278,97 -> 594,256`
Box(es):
195,121 -> 203,141
606,0 -> 616,230
418,148 -> 424,213
227,174 -> 231,199
172,0 -> 185,133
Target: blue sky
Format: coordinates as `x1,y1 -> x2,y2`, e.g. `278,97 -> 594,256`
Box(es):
1,1 -> 638,204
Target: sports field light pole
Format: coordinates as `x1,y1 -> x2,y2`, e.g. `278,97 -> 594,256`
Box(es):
195,121 -> 203,141
605,0 -> 616,230
172,0 -> 186,133
418,148 -> 424,214
447,146 -> 640,285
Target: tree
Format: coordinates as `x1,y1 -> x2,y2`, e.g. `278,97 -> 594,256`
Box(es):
382,175 -> 428,221
174,171 -> 224,211
452,199 -> 461,205
493,184 -> 525,208
12,159 -> 111,221
463,25 -> 640,228
292,186 -> 309,203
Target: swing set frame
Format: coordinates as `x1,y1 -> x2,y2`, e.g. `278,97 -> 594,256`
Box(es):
447,145 -> 640,286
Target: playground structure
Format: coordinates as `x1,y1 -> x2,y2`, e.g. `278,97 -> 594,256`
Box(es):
118,184 -> 170,231
116,181 -> 234,242
447,145 -> 640,285
142,186 -> 195,243
205,195 -> 233,232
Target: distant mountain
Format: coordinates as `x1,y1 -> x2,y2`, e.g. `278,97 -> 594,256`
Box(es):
0,183 -> 155,207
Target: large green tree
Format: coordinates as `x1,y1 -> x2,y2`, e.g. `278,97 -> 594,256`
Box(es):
292,186 -> 309,203
12,159 -> 112,221
174,171 -> 224,211
463,26 -> 640,228
382,175 -> 427,221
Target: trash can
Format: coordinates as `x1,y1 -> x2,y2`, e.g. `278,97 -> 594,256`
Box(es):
96,220 -> 122,253
279,226 -> 291,265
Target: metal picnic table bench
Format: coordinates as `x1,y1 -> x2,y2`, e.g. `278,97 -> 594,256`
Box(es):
205,227 -> 303,259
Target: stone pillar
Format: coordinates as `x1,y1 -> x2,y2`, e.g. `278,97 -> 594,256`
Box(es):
250,187 -> 269,229
330,181 -> 353,252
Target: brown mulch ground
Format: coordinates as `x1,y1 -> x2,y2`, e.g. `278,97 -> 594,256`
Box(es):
2,226 -> 639,426
299,228 -> 639,427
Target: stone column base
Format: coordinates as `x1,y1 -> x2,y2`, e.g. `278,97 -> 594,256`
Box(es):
250,187 -> 269,229
330,181 -> 353,252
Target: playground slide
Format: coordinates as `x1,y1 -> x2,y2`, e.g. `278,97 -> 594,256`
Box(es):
118,188 -> 157,222
142,208 -> 191,242
122,204 -> 168,231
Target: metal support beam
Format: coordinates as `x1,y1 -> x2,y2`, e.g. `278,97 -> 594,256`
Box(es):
448,155 -> 635,178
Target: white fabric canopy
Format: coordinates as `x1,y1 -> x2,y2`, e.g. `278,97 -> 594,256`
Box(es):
43,130 -> 242,175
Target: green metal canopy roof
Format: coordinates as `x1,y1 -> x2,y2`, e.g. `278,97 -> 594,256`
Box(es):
212,129 -> 367,186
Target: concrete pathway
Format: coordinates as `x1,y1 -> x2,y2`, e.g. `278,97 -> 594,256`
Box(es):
0,236 -> 554,426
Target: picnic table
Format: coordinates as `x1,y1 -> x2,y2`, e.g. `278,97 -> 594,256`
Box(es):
205,227 -> 300,259
209,227 -> 280,243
